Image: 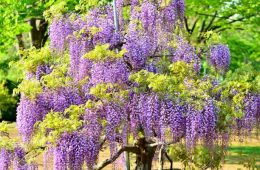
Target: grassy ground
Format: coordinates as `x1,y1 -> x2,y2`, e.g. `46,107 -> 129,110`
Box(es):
223,144 -> 260,169
6,123 -> 260,170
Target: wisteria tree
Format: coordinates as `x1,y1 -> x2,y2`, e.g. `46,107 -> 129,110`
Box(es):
0,0 -> 259,170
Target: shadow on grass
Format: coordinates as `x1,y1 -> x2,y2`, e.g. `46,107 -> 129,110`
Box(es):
228,146 -> 260,155
225,146 -> 260,168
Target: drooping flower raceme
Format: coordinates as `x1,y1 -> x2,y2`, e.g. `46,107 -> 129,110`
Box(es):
208,44 -> 230,73
173,38 -> 201,73
173,0 -> 185,21
89,59 -> 129,85
17,96 -> 42,143
0,149 -> 12,170
237,94 -> 260,132
185,100 -> 217,149
13,146 -> 27,170
49,17 -> 73,53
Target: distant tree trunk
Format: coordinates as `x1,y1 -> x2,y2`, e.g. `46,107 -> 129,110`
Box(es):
29,18 -> 48,49
16,34 -> 25,50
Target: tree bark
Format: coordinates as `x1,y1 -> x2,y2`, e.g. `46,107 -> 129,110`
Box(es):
135,148 -> 156,170
158,145 -> 164,170
124,133 -> 130,170
135,138 -> 157,170
164,151 -> 173,170
16,34 -> 25,50
29,18 -> 48,49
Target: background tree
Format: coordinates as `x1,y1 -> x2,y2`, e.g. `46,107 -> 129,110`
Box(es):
0,0 -> 77,121
184,0 -> 260,70
0,81 -> 17,121
0,0 -> 81,50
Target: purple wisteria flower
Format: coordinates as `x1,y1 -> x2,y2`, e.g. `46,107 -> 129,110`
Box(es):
173,38 -> 201,73
0,149 -> 12,170
208,44 -> 231,73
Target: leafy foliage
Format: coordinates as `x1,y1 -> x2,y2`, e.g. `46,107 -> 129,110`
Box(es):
169,143 -> 224,169
83,44 -> 127,62
0,82 -> 17,120
184,0 -> 260,70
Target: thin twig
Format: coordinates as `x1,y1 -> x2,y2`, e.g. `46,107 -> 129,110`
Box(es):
0,131 -> 10,138
184,17 -> 190,33
99,137 -> 106,150
195,12 -> 233,19
190,17 -> 199,34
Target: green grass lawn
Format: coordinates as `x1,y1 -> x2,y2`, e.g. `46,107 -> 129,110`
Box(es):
225,146 -> 260,169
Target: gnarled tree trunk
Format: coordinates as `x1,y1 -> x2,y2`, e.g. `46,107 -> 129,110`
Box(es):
134,138 -> 157,170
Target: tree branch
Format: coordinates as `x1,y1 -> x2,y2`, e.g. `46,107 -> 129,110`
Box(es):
164,151 -> 173,170
99,137 -> 107,150
205,11 -> 217,31
94,145 -> 140,170
200,18 -> 207,34
210,25 -> 222,31
184,17 -> 190,33
216,27 -> 244,33
228,17 -> 246,24
0,132 -> 10,138
25,146 -> 46,156
148,141 -> 176,147
190,17 -> 199,35
195,12 -> 234,19
147,135 -> 183,148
